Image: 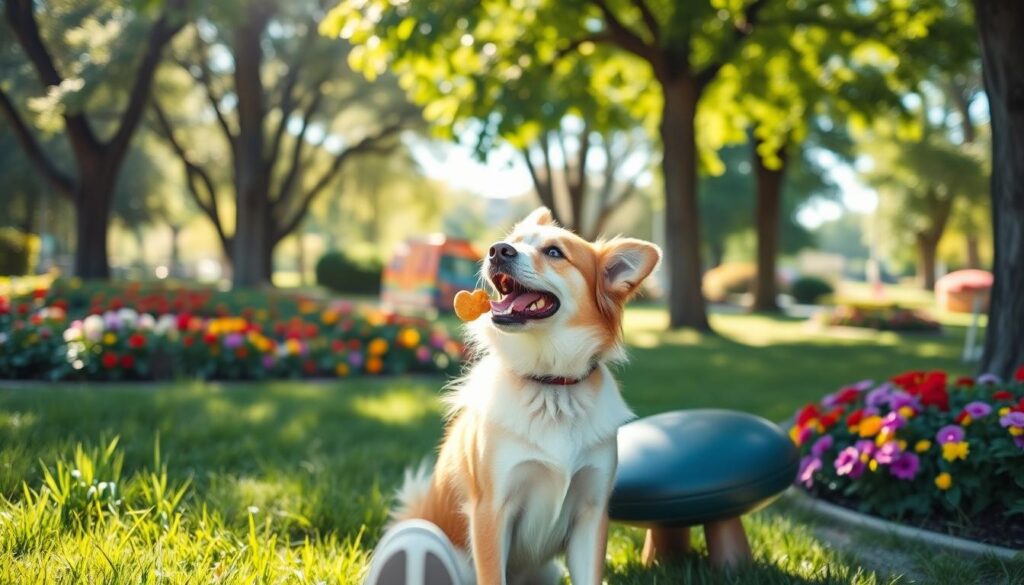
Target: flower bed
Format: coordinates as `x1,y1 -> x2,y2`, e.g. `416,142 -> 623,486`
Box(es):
791,368 -> 1024,549
0,280 -> 464,381
817,303 -> 941,332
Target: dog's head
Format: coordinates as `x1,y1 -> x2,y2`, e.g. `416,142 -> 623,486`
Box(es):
469,207 -> 661,378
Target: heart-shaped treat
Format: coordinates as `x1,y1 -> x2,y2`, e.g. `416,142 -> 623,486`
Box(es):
454,289 -> 491,322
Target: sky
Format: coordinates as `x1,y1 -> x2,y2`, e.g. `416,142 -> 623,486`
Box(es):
412,138 -> 879,229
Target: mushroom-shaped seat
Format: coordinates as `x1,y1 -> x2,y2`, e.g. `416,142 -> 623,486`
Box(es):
609,409 -> 798,567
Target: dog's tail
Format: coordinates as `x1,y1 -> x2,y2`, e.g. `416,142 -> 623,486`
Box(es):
389,458 -> 434,523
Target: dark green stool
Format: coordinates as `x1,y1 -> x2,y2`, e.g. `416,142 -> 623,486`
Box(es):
610,409 -> 799,568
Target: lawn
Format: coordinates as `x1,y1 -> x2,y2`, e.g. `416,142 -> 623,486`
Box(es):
0,309 -> 1018,584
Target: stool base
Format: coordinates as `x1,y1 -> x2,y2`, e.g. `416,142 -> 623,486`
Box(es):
641,517 -> 752,569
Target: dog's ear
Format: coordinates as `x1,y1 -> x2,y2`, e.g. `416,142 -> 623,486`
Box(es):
598,238 -> 662,302
521,206 -> 555,227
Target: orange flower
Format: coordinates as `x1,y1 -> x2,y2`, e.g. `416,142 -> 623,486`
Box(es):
858,416 -> 884,438
366,356 -> 384,374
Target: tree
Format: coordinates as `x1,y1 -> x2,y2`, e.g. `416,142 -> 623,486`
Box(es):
323,0 -> 949,330
152,0 -> 418,287
522,123 -> 652,240
972,0 -> 1024,378
0,0 -> 188,279
863,85 -> 988,291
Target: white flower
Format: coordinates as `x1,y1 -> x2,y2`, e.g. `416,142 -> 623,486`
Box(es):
83,315 -> 105,342
138,313 -> 156,330
154,314 -> 176,336
63,323 -> 83,342
117,308 -> 138,328
0,333 -> 7,346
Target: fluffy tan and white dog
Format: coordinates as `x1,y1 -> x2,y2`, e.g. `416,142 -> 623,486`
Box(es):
392,207 -> 661,585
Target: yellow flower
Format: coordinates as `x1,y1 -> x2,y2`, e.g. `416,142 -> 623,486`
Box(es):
960,414 -> 973,427
999,407 -> 1011,417
286,339 -> 302,356
335,363 -> 349,377
398,327 -> 421,348
935,472 -> 952,491
875,427 -> 894,446
914,440 -> 932,453
897,440 -> 907,451
1010,427 -> 1024,437
869,459 -> 879,472
858,416 -> 883,438
368,338 -> 388,356
898,406 -> 915,418
941,441 -> 969,462
103,332 -> 117,345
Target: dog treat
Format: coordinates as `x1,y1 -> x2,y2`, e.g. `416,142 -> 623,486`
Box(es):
454,289 -> 490,322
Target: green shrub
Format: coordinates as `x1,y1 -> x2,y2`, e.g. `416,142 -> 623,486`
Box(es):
315,252 -> 381,296
790,276 -> 834,305
0,228 -> 40,276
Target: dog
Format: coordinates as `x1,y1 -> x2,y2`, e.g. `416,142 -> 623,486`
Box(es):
391,207 -> 662,584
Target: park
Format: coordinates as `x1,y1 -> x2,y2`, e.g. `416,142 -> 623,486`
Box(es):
1,0 -> 1023,583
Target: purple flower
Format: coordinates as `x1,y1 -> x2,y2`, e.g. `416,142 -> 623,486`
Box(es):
811,435 -> 834,458
977,373 -> 1001,385
888,390 -> 920,411
936,425 -> 965,444
1014,436 -> 1024,450
889,452 -> 920,480
416,346 -> 431,363
881,411 -> 906,432
853,379 -> 876,392
964,401 -> 993,419
1000,412 -> 1024,429
261,355 -> 275,369
796,426 -> 813,445
865,385 -> 893,408
855,440 -> 876,456
103,312 -> 121,330
863,406 -> 880,417
798,456 -> 822,488
834,447 -> 865,479
347,352 -> 364,367
874,442 -> 901,465
224,333 -> 244,349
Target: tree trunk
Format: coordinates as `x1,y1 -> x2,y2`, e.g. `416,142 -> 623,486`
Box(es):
230,7 -> 272,288
752,141 -> 787,312
169,224 -> 182,278
965,233 -> 981,269
660,76 -> 710,331
915,234 -> 939,291
72,183 -> 112,279
296,231 -> 307,286
974,0 -> 1024,377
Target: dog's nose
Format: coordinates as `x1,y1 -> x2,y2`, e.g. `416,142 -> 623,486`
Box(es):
488,242 -> 517,262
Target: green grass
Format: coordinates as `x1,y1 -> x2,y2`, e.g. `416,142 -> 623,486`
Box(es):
0,308 -> 1017,584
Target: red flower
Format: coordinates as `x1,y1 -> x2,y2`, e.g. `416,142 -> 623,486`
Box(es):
16,303 -> 29,315
53,299 -> 68,311
176,313 -> 193,330
235,347 -> 249,359
110,298 -> 124,310
303,360 -> 317,375
993,390 -> 1013,401
820,408 -> 844,429
120,354 -> 135,369
331,339 -> 345,352
101,353 -> 118,369
891,370 -> 926,389
203,332 -> 218,345
955,376 -> 975,387
796,404 -> 821,427
0,297 -> 8,314
183,335 -> 195,348
1015,366 -> 1024,382
954,410 -> 969,424
920,386 -> 950,412
846,408 -> 865,428
128,333 -> 146,349
833,388 -> 860,406
32,288 -> 47,300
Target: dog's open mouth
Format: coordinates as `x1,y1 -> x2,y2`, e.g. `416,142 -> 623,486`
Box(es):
490,273 -> 559,325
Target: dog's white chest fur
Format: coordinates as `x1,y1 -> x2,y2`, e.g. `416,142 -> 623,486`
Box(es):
450,355 -> 634,571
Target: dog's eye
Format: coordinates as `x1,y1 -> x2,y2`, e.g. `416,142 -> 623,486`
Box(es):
544,246 -> 565,259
